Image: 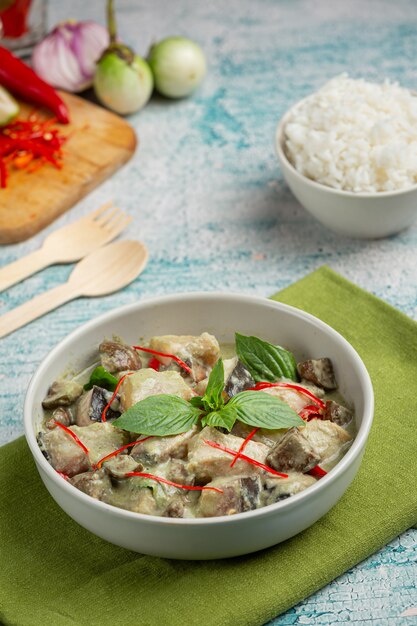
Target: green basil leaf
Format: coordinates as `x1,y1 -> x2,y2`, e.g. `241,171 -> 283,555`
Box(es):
201,408 -> 236,431
113,394 -> 201,436
190,396 -> 205,409
226,390 -> 304,429
201,358 -> 225,411
235,333 -> 298,382
84,366 -> 118,391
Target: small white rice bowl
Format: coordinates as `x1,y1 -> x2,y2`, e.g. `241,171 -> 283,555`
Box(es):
284,74 -> 417,193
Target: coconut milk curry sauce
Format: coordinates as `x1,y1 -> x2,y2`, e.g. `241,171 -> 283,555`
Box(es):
38,332 -> 355,518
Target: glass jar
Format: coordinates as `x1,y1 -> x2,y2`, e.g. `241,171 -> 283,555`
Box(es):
0,0 -> 47,57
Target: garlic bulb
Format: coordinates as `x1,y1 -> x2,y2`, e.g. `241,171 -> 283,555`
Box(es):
32,21 -> 109,93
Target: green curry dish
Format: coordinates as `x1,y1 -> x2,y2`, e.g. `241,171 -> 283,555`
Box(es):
39,330 -> 355,519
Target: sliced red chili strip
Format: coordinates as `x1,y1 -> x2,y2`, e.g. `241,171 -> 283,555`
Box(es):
299,404 -> 324,421
0,159 -> 7,188
53,421 -> 89,457
308,465 -> 327,478
101,372 -> 133,422
11,138 -> 61,167
230,427 -> 259,468
204,439 -> 288,478
13,152 -> 33,169
95,437 -> 153,469
132,345 -> 192,375
0,113 -> 68,187
125,472 -> 224,493
248,381 -> 326,409
148,357 -> 161,371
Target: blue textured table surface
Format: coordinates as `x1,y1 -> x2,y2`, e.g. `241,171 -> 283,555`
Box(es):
1,0 -> 416,624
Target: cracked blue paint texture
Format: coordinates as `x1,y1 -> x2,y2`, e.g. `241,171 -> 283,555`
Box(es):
0,0 -> 416,623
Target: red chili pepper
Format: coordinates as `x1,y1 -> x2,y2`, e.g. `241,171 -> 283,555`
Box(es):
204,439 -> 288,478
12,151 -> 33,169
0,114 -> 68,187
248,381 -> 326,409
53,421 -> 90,457
148,357 -> 161,371
230,427 -> 259,468
299,404 -> 324,421
125,472 -> 224,494
0,0 -> 31,38
94,437 -> 153,469
0,159 -> 7,188
56,471 -> 70,481
6,138 -> 62,167
309,465 -> 327,478
0,46 -> 70,123
101,372 -> 133,422
132,345 -> 192,375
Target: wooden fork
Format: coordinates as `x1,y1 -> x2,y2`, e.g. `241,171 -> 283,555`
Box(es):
0,240 -> 148,339
0,202 -> 132,293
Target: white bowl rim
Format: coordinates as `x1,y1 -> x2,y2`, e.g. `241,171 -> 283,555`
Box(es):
24,291 -> 374,527
275,94 -> 417,199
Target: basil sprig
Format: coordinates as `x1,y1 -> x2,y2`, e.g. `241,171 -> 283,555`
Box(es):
197,358 -> 225,412
235,333 -> 298,382
112,358 -> 303,436
84,366 -> 118,391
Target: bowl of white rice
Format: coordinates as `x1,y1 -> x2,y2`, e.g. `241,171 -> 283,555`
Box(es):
276,74 -> 417,238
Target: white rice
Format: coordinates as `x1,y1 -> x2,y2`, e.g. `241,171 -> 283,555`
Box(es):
283,74 -> 417,193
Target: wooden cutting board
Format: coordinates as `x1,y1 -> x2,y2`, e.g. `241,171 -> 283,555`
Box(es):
0,92 -> 137,244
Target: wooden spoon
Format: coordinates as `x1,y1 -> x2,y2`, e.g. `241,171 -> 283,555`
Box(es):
0,240 -> 148,339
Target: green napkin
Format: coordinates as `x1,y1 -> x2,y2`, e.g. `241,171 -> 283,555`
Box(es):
1,266 -> 416,626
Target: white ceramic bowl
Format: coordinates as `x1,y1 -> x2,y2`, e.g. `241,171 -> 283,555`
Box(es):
24,293 -> 374,560
276,101 -> 417,238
